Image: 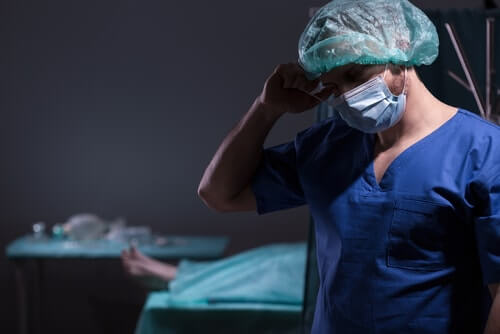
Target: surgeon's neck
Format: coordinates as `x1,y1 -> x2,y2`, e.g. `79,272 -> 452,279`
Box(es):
375,69 -> 457,151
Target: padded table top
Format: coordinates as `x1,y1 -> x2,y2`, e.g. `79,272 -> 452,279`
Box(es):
136,291 -> 302,334
6,235 -> 229,260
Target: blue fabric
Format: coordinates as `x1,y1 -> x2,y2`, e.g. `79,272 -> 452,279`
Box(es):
251,109 -> 500,333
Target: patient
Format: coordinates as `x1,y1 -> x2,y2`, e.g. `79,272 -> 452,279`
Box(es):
121,246 -> 178,282
121,242 -> 306,305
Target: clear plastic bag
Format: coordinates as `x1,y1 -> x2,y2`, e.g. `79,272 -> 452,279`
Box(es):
63,213 -> 108,240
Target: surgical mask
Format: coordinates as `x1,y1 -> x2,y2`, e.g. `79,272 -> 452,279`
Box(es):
332,66 -> 407,133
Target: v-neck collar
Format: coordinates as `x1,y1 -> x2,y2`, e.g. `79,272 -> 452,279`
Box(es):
363,109 -> 462,191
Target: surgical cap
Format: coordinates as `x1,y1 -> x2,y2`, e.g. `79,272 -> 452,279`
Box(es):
298,0 -> 439,79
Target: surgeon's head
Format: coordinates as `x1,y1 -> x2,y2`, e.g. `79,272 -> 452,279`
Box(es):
298,0 -> 437,133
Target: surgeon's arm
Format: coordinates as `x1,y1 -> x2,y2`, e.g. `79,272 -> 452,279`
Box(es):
198,99 -> 282,212
484,283 -> 500,334
198,63 -> 328,212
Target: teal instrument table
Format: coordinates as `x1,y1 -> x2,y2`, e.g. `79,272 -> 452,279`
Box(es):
7,235 -> 229,259
6,235 -> 229,334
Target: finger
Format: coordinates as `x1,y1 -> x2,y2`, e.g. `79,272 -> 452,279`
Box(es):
308,81 -> 326,95
121,255 -> 130,265
130,245 -> 138,255
315,85 -> 337,100
303,78 -> 323,92
266,69 -> 283,90
123,264 -> 132,275
291,62 -> 317,81
290,69 -> 321,91
295,88 -> 324,103
305,83 -> 337,102
276,63 -> 302,89
289,62 -> 308,76
281,69 -> 298,89
269,63 -> 320,98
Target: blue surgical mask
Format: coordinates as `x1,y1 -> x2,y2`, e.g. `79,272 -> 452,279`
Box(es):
332,66 -> 407,133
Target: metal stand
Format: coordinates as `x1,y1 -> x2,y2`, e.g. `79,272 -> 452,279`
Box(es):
12,259 -> 45,334
445,18 -> 498,123
32,260 -> 43,334
14,260 -> 28,334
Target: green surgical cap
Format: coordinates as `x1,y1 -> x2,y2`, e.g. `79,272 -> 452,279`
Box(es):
298,0 -> 439,79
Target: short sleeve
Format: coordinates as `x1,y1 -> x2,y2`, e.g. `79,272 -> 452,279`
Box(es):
470,171 -> 500,285
251,137 -> 307,215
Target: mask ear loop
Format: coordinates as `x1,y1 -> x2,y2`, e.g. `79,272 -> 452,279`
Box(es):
402,67 -> 408,95
382,64 -> 389,79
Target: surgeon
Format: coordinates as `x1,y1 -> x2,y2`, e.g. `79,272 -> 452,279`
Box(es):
198,0 -> 500,333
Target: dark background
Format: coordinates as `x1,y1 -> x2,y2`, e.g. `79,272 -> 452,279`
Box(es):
0,0 -> 494,333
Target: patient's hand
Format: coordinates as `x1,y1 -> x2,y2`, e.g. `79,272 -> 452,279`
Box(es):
121,246 -> 178,282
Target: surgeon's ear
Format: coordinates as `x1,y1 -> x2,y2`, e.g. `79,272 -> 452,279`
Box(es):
386,64 -> 407,95
387,64 -> 403,76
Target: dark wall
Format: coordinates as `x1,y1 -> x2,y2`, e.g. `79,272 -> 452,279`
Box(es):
1,0 -> 325,332
0,0 -> 490,333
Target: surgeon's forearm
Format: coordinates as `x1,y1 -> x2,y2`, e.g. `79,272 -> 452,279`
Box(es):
198,96 -> 284,207
484,292 -> 500,334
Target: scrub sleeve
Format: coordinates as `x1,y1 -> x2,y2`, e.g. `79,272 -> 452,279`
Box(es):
251,136 -> 307,215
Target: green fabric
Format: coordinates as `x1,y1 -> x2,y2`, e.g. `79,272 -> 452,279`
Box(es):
135,243 -> 306,334
5,235 -> 228,260
136,293 -> 301,334
168,243 -> 306,305
298,0 -> 439,79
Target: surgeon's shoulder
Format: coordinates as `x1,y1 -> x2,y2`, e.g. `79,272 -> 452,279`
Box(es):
294,115 -> 352,152
457,108 -> 500,169
457,108 -> 500,138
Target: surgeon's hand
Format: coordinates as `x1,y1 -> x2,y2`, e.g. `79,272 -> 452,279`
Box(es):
258,63 -> 334,115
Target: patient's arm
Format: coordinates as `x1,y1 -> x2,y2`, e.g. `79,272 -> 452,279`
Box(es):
121,246 -> 178,282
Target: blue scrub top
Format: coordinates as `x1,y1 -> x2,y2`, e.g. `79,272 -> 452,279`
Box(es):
251,109 -> 500,333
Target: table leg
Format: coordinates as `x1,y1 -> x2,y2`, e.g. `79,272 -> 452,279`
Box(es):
14,260 -> 28,334
33,259 -> 43,334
